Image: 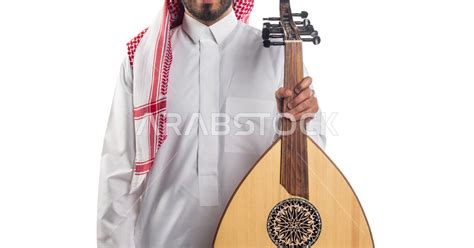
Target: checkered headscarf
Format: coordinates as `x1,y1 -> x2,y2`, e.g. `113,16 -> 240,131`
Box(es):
127,0 -> 254,192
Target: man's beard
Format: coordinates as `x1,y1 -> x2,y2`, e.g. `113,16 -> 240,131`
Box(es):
181,0 -> 232,22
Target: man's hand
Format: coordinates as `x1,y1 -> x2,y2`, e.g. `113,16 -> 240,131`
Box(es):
275,76 -> 319,121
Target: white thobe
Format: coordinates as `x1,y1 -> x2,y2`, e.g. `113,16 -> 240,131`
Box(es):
98,9 -> 326,248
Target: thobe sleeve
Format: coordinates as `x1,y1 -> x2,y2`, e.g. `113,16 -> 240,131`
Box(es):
97,54 -> 139,248
274,64 -> 327,149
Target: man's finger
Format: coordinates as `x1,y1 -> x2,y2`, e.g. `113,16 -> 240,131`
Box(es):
293,101 -> 318,121
287,88 -> 313,109
288,98 -> 313,116
295,76 -> 313,94
294,109 -> 317,121
275,87 -> 293,100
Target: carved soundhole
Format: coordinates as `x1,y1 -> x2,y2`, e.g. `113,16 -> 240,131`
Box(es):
267,198 -> 322,247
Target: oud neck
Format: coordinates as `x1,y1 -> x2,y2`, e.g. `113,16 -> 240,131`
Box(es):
280,40 -> 309,199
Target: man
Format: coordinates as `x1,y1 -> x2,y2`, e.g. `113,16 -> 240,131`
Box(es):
97,0 -> 326,247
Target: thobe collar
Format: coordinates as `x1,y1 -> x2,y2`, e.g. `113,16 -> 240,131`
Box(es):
182,8 -> 238,44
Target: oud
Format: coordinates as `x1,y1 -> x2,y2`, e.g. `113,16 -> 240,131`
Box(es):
213,1 -> 374,247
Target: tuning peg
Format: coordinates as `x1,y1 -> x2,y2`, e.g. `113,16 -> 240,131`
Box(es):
262,29 -> 284,40
262,28 -> 273,39
307,30 -> 319,38
267,34 -> 285,39
262,27 -> 284,39
262,28 -> 270,39
263,40 -> 285,48
298,24 -> 314,32
302,36 -> 321,45
295,19 -> 311,27
292,11 -> 308,18
299,28 -> 318,36
263,22 -> 281,29
263,17 -> 280,21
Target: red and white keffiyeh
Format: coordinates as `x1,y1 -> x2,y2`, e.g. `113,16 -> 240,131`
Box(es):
127,0 -> 254,192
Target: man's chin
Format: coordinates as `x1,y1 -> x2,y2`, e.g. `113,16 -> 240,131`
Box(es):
183,0 -> 232,22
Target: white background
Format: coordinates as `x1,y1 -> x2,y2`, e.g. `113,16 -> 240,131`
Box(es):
1,0 -> 473,247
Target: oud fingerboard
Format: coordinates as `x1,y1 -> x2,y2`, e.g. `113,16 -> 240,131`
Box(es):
280,41 -> 309,199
